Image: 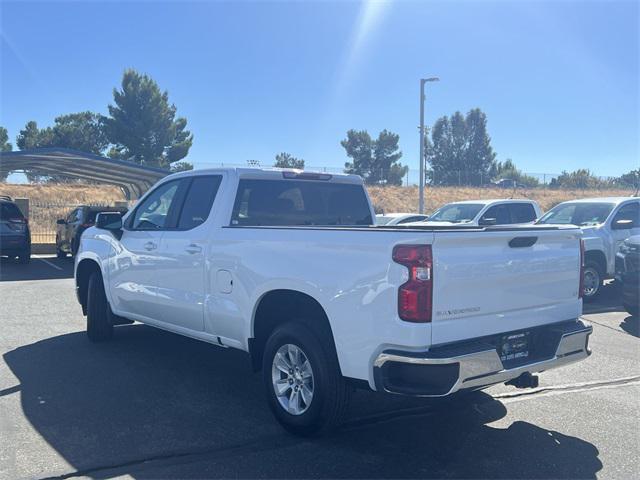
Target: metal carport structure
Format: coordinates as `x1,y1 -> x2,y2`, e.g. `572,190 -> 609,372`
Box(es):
0,148 -> 168,199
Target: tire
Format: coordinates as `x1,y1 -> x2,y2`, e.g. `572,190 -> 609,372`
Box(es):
86,272 -> 114,342
262,322 -> 350,436
17,245 -> 31,264
71,237 -> 80,257
582,261 -> 603,302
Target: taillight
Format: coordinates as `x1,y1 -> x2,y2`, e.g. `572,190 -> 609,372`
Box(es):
579,239 -> 585,299
81,223 -> 93,228
392,244 -> 433,322
7,217 -> 26,231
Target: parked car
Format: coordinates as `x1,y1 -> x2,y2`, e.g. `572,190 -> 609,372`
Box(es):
615,235 -> 639,316
413,199 -> 541,227
0,195 -> 31,263
75,168 -> 591,435
375,213 -> 429,225
537,197 -> 640,301
493,178 -> 527,189
56,205 -> 127,258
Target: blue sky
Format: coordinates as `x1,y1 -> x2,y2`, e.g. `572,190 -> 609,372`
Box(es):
1,0 -> 638,178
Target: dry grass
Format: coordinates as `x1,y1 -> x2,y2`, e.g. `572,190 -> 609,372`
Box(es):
0,182 -> 634,242
0,183 -> 124,205
367,185 -> 635,214
0,183 -> 125,243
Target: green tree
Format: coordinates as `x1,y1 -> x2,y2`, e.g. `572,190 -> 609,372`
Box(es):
15,113 -> 107,153
494,158 -> 540,187
615,169 -> 640,190
427,108 -> 496,185
274,152 -> 305,169
0,127 -> 12,152
550,169 -> 610,189
105,69 -> 193,169
15,114 -> 108,182
0,126 -> 12,181
342,129 -> 407,185
170,161 -> 194,172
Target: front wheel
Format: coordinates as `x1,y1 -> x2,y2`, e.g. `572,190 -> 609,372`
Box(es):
262,322 -> 350,436
582,261 -> 603,302
86,272 -> 114,342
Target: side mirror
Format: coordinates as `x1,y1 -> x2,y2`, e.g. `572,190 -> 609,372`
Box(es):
612,219 -> 633,230
479,217 -> 497,226
95,212 -> 123,231
56,219 -> 66,225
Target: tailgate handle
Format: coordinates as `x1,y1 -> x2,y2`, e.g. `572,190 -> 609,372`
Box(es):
509,236 -> 538,248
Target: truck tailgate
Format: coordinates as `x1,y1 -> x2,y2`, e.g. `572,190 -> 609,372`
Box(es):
430,227 -> 582,345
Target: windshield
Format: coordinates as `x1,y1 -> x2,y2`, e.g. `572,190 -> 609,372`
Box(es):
537,202 -> 615,226
428,203 -> 484,223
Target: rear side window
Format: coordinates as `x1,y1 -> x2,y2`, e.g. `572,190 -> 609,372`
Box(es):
0,202 -> 24,220
481,204 -> 511,224
177,175 -> 222,229
509,203 -> 537,223
231,179 -> 372,226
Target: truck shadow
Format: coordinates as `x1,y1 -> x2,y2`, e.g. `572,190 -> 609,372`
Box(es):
582,282 -> 623,315
2,325 -> 602,479
620,315 -> 639,337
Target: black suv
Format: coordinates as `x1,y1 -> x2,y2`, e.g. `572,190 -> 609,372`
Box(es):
0,196 -> 31,263
56,205 -> 127,257
615,235 -> 640,316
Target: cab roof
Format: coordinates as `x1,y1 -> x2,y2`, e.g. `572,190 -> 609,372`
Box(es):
557,197 -> 637,205
164,167 -> 363,184
444,198 -> 539,206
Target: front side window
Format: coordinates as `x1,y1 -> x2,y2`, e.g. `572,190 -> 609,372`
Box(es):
130,180 -> 181,230
612,202 -> 639,228
481,204 -> 511,224
177,176 -> 222,229
428,203 -> 484,223
537,202 -> 615,226
231,179 -> 372,226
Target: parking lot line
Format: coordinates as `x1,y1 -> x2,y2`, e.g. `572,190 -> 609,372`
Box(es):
37,258 -> 64,271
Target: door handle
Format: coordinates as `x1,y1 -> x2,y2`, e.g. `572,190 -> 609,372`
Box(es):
144,241 -> 157,251
185,244 -> 202,254
509,236 -> 538,248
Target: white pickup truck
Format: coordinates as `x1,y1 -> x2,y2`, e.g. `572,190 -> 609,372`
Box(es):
537,197 -> 640,300
75,168 -> 592,435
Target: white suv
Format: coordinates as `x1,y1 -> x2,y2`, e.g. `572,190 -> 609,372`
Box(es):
419,199 -> 542,227
537,197 -> 640,300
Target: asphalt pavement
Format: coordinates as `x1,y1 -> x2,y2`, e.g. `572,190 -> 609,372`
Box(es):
0,256 -> 638,479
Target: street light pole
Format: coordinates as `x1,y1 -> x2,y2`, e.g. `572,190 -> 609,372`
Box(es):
419,77 -> 439,214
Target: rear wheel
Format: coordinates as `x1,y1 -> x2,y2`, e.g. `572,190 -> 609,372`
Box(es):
56,242 -> 67,259
262,322 -> 350,436
86,272 -> 113,342
582,261 -> 603,302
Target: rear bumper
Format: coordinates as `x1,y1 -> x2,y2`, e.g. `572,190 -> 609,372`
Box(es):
0,235 -> 29,255
373,319 -> 592,396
